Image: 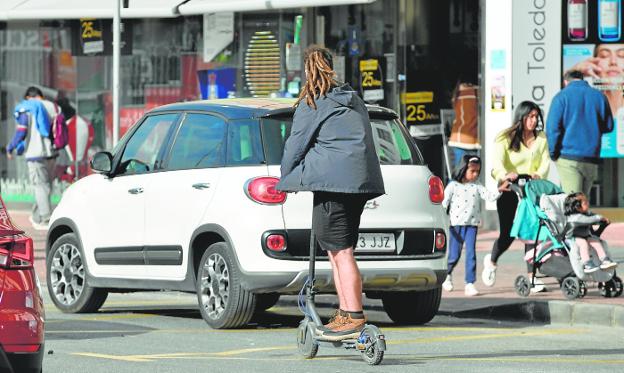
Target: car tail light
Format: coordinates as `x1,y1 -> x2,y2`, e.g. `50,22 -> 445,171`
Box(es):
266,234 -> 286,252
3,344 -> 41,353
428,176 -> 444,204
245,176 -> 287,205
0,236 -> 34,268
435,232 -> 446,251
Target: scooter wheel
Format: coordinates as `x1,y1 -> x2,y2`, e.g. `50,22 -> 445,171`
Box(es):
358,325 -> 385,365
296,319 -> 319,359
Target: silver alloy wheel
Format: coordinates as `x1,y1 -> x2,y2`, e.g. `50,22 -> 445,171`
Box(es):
49,243 -> 85,306
199,253 -> 230,320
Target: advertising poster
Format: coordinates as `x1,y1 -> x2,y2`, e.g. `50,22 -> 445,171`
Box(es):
562,1 -> 624,157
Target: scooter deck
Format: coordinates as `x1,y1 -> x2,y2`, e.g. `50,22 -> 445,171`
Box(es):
313,329 -> 361,342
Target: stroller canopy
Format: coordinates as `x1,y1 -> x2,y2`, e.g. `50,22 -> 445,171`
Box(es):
511,179 -> 564,248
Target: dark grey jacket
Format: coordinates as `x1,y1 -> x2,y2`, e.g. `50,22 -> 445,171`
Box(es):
276,84 -> 385,197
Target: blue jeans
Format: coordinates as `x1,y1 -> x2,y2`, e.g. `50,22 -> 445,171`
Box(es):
447,225 -> 478,284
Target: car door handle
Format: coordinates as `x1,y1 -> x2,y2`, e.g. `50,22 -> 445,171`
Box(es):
192,183 -> 211,190
128,187 -> 144,194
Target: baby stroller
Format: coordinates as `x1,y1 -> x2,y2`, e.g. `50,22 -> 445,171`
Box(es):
509,176 -> 623,300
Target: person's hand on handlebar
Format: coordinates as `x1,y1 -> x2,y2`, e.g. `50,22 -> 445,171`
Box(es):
498,179 -> 511,192
601,217 -> 611,225
504,172 -> 518,182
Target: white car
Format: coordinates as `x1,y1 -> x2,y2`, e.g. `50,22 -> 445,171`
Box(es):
46,98 -> 448,329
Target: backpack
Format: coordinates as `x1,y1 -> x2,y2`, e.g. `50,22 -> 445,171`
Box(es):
51,103 -> 69,150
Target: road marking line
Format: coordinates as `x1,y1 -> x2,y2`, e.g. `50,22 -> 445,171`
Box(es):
410,356 -> 624,365
73,353 -> 154,362
388,329 -> 579,344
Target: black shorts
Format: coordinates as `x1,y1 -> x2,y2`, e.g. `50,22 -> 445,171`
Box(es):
312,192 -> 368,251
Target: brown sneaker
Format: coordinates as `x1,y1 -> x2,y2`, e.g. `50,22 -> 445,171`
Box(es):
323,309 -> 347,330
329,313 -> 366,334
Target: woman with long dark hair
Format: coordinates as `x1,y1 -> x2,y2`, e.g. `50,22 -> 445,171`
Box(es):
481,101 -> 550,289
276,46 -> 385,337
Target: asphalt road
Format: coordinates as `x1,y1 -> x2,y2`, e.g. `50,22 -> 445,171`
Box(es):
42,291 -> 624,373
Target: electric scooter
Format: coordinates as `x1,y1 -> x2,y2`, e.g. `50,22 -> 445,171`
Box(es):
295,231 -> 386,365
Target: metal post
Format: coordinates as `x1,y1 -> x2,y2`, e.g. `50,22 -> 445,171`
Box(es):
112,0 -> 121,147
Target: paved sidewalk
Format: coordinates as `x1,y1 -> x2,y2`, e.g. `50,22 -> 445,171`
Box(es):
7,206 -> 624,328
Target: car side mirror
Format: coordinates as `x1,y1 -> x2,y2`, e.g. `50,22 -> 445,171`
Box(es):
91,151 -> 113,174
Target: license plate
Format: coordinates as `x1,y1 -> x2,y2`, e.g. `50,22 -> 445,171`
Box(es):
355,233 -> 395,253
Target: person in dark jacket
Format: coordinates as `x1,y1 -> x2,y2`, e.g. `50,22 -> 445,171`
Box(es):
276,46 -> 385,337
546,70 -> 614,196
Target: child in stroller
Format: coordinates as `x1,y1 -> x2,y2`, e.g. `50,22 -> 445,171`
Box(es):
563,192 -> 618,273
509,177 -> 623,299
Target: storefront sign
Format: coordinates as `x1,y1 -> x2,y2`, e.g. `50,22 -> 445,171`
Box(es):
561,1 -> 624,158
512,0 -> 561,116
203,12 -> 234,63
360,59 -> 384,102
401,91 -> 441,137
80,18 -> 104,55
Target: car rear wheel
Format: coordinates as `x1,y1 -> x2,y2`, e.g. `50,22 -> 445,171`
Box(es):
196,242 -> 255,329
47,233 -> 108,313
381,288 -> 442,325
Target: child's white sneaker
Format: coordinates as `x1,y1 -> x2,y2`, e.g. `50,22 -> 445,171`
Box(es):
464,283 -> 479,296
530,277 -> 546,293
442,275 -> 454,292
481,253 -> 497,287
600,257 -> 618,270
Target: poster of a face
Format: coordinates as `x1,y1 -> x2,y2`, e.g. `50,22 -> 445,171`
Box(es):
562,1 -> 624,157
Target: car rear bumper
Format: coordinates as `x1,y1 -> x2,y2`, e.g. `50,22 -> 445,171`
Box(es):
0,345 -> 44,373
240,267 -> 447,294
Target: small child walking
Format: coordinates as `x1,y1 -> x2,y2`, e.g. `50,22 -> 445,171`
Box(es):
564,192 -> 618,273
442,155 -> 509,296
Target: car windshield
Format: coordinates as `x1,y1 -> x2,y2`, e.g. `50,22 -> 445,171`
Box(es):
261,115 -> 423,166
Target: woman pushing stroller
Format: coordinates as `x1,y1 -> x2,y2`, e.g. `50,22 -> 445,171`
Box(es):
564,192 -> 618,273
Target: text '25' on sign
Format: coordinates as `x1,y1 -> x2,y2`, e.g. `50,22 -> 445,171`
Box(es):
401,92 -> 440,125
360,59 -> 384,102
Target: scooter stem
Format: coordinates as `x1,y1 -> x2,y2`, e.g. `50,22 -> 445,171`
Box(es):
306,230 -> 323,326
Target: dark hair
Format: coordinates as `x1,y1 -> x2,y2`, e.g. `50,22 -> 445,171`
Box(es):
498,101 -> 543,152
564,70 -> 584,81
55,96 -> 76,119
24,86 -> 43,99
564,192 -> 585,215
453,154 -> 482,182
295,45 -> 337,110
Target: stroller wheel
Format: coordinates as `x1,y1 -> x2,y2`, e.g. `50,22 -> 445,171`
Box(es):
514,275 -> 531,297
615,276 -> 624,297
598,282 -> 612,298
601,276 -> 624,298
561,277 -> 582,300
579,280 -> 587,298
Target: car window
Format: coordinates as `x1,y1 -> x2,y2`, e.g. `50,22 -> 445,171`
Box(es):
260,116 -> 423,165
226,120 -> 264,166
117,114 -> 178,176
167,113 -> 226,170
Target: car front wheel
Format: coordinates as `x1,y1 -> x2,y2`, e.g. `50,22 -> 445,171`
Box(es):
46,233 -> 108,313
381,287 -> 442,325
196,242 -> 255,329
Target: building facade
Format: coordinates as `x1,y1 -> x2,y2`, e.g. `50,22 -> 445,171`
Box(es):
0,0 -> 479,202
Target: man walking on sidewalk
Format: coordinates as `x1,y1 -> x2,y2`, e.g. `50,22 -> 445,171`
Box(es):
546,70 -> 614,196
5,87 -> 57,230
